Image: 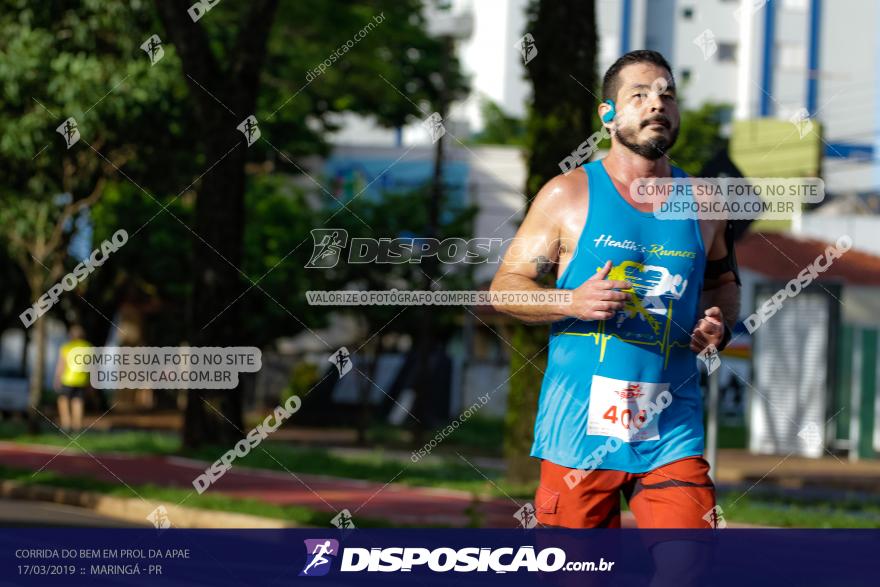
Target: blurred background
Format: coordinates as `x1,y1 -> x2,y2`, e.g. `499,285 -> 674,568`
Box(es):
0,0 -> 878,529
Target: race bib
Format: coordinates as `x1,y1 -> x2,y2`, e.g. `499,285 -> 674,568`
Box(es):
587,375 -> 671,442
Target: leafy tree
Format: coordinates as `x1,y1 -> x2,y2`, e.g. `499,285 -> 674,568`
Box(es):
153,0 -> 279,447
521,1 -> 598,198
668,102 -> 730,175
1,0 -> 468,446
88,175 -> 324,350
85,181 -> 195,348
504,0 -> 598,482
327,187 -> 478,442
153,0 -> 468,448
471,99 -> 526,146
241,176 -> 328,345
0,0 -> 186,429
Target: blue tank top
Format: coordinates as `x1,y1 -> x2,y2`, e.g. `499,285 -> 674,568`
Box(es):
530,160 -> 707,473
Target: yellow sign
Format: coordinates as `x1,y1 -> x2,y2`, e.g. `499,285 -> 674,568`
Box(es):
730,118 -> 822,178
729,118 -> 823,231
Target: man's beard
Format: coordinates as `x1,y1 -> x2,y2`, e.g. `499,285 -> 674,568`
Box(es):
615,123 -> 679,160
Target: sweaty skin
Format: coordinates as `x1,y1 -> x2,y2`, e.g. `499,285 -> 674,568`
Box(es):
490,61 -> 740,352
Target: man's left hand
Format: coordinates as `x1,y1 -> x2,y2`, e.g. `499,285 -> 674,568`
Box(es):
690,306 -> 724,353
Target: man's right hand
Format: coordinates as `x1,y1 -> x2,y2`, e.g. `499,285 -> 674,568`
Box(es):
565,260 -> 631,321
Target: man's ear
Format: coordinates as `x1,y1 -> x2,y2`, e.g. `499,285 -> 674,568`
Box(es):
600,99 -> 616,124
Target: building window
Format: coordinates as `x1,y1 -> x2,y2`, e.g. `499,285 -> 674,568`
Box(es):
682,7 -> 694,19
717,42 -> 737,63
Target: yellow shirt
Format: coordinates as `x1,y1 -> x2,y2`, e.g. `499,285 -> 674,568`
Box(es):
59,338 -> 90,387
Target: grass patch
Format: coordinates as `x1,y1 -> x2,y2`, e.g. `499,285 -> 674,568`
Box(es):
367,415 -> 505,457
718,424 -> 747,449
0,423 -> 534,499
1,427 -> 179,456
183,442 -> 536,499
0,465 -> 400,528
3,424 -> 878,527
718,491 -> 880,528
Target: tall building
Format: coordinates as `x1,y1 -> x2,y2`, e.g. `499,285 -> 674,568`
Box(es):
326,0 -> 880,243
451,0 -> 879,195
601,0 -> 877,196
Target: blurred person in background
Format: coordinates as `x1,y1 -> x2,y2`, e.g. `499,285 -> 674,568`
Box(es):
53,324 -> 91,433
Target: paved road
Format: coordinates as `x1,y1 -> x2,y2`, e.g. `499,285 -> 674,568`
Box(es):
0,499 -> 146,528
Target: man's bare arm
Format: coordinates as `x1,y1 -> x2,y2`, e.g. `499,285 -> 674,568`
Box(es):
490,175 -> 630,324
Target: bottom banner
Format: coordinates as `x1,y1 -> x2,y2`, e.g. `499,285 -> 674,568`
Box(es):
1,529 -> 876,586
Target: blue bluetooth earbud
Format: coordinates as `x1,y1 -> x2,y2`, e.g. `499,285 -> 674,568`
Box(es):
601,99 -> 616,123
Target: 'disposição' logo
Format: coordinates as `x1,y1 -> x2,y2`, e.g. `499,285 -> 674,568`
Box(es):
300,539 -> 339,577
306,229 -> 349,269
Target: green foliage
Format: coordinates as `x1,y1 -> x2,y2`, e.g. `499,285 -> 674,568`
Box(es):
0,0 -> 190,199
4,459 -> 879,527
240,175 -> 326,345
0,0 -> 471,350
429,414 -> 504,454
503,324 -> 546,481
471,99 -> 526,146
0,247 -> 28,332
86,171 -> 480,348
718,492 -> 880,529
0,0 -> 195,329
88,172 -> 343,347
257,0 -> 469,161
86,181 -> 194,344
324,186 -> 479,334
368,415 -> 505,456
667,102 -> 730,175
0,0 -> 475,445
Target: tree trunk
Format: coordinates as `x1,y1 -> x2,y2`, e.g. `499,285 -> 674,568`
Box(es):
182,123 -> 249,449
504,0 -> 598,483
411,36 -> 452,444
356,335 -> 383,446
155,0 -> 278,449
28,315 -> 47,434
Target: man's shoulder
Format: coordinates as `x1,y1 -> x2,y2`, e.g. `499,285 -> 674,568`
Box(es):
532,168 -> 589,212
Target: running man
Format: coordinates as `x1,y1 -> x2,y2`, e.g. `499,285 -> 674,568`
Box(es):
302,540 -> 335,575
53,324 -> 91,433
490,50 -> 741,531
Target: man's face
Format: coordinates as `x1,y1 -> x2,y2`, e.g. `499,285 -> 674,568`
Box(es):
610,63 -> 680,160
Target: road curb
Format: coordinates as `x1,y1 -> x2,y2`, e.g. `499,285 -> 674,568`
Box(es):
0,479 -> 297,529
